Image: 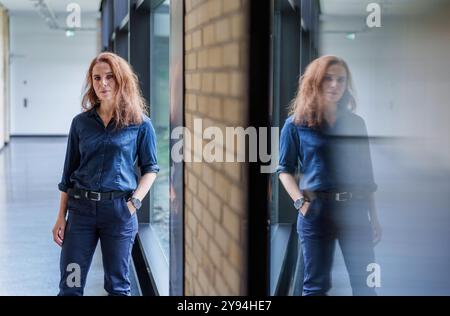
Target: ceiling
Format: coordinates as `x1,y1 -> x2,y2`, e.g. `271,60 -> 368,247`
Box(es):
0,0 -> 101,13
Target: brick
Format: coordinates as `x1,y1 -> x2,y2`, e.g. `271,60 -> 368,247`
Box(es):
186,0 -> 193,13
215,18 -> 231,43
187,210 -> 198,235
197,180 -> 208,205
208,192 -> 222,221
192,160 -> 202,178
197,224 -> 208,250
193,279 -> 204,295
222,261 -> 241,294
185,223 -> 193,248
230,71 -> 244,97
186,93 -> 197,112
186,10 -> 198,31
223,0 -> 241,13
222,206 -> 240,240
192,237 -> 204,265
185,73 -> 192,90
197,95 -> 208,114
207,97 -> 222,120
223,42 -> 240,67
201,72 -> 214,93
197,266 -> 211,295
197,49 -> 209,69
185,33 -> 192,51
214,72 -> 229,95
208,46 -> 223,68
202,209 -> 215,236
192,196 -> 203,221
197,2 -> 210,26
223,98 -> 241,125
203,24 -> 215,46
187,171 -> 198,194
231,13 -> 244,39
223,161 -> 241,183
229,184 -> 244,212
208,0 -> 222,19
214,173 -> 230,195
192,29 -> 202,49
214,271 -> 232,296
186,52 -> 197,71
185,189 -> 193,210
201,165 -> 214,187
202,253 -> 214,281
228,239 -> 242,268
208,239 -> 223,269
192,73 -> 201,90
214,222 -> 229,253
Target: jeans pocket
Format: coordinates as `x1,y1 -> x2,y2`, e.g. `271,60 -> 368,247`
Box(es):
301,198 -> 322,220
120,197 -> 133,219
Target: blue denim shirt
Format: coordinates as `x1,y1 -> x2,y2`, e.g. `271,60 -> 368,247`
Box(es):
276,110 -> 377,192
58,108 -> 160,193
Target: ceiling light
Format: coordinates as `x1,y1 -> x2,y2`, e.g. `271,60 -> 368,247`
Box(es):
65,29 -> 75,37
346,33 -> 356,40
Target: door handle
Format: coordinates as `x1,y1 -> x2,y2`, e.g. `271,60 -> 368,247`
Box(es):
23,98 -> 28,108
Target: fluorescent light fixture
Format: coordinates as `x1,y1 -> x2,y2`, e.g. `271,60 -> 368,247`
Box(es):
65,29 -> 75,37
346,33 -> 356,40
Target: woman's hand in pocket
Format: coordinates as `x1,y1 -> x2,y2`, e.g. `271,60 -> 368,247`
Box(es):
126,200 -> 137,215
300,200 -> 311,217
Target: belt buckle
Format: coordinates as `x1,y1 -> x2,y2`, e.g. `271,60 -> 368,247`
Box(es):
86,191 -> 101,201
335,192 -> 352,202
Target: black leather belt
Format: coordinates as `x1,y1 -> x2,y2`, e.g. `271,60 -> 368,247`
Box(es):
68,188 -> 131,201
303,190 -> 369,202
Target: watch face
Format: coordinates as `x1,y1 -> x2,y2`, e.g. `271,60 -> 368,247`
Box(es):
294,198 -> 303,210
132,197 -> 142,209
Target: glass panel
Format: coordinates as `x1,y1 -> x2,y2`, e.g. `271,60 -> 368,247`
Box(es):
314,0 -> 450,296
149,0 -> 170,261
272,0 -> 450,296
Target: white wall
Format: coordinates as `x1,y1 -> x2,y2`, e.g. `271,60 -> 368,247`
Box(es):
0,7 -> 6,149
320,6 -> 450,168
10,14 -> 98,135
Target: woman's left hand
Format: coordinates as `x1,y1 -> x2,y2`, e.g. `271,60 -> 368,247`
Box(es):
126,200 -> 137,215
371,218 -> 382,246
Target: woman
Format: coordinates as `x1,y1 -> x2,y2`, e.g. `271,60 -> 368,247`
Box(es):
52,52 -> 159,296
277,55 -> 382,296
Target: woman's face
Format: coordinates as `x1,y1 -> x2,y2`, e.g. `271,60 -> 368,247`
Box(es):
321,64 -> 347,106
92,62 -> 117,102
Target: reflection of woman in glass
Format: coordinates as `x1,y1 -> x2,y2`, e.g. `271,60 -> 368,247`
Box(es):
277,55 -> 381,296
52,52 -> 159,296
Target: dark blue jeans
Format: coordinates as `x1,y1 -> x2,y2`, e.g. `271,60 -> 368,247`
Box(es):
297,197 -> 376,296
58,196 -> 138,296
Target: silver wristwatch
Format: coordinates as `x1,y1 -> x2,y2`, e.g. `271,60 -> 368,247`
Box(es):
294,196 -> 305,210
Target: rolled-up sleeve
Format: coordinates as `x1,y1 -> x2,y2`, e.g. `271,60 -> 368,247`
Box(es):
138,118 -> 160,175
58,117 -> 80,192
276,118 -> 300,175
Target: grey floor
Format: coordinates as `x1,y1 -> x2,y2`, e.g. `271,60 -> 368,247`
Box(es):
328,138 -> 450,295
0,137 -> 140,296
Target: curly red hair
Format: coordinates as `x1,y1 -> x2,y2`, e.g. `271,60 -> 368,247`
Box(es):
81,52 -> 148,128
289,55 -> 356,127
